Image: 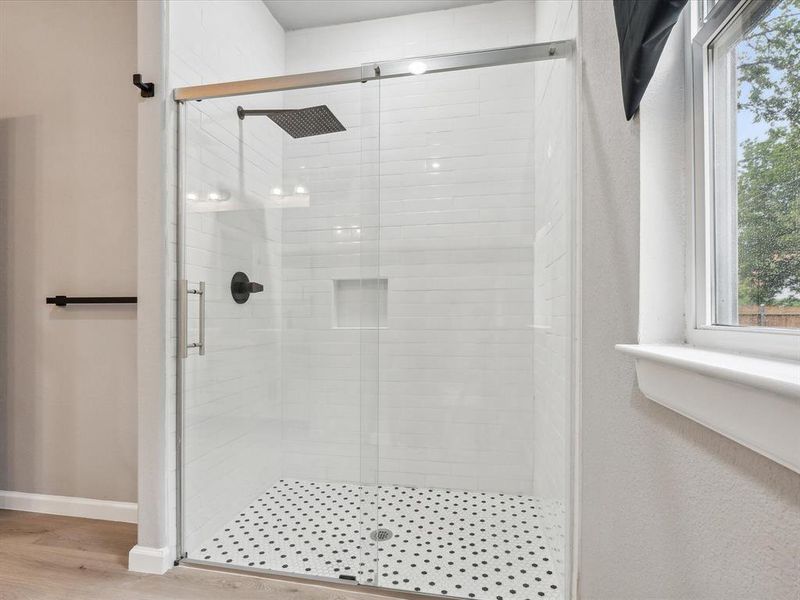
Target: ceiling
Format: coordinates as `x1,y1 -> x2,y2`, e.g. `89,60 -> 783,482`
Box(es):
263,1 -> 494,31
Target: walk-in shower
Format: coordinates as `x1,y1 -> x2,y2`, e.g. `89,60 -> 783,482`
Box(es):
174,38 -> 576,600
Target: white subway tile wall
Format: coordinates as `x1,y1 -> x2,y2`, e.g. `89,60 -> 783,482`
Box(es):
169,0 -> 287,554
531,0 -> 576,502
279,81 -> 380,485
281,0 -> 573,499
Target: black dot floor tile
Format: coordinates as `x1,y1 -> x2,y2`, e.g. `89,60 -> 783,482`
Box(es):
188,479 -> 565,600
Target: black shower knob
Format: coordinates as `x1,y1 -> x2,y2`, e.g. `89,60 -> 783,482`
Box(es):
231,271 -> 264,304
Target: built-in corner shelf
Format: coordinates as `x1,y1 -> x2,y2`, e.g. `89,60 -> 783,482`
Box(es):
616,343 -> 800,474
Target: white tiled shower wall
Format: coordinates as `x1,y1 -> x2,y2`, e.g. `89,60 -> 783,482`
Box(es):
531,0 -> 575,502
167,0 -> 574,553
278,81 -> 381,485
168,0 -> 286,553
281,0 -> 574,498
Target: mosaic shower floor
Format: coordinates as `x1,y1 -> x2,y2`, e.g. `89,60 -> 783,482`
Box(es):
189,479 -> 565,600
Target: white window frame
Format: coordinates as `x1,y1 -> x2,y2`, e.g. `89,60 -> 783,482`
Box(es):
689,0 -> 800,360
618,0 -> 799,475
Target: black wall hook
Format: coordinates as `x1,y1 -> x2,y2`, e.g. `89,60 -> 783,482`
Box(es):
132,73 -> 155,98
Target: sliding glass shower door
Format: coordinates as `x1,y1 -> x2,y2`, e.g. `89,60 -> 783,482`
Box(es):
368,56 -> 573,599
177,79 -> 381,584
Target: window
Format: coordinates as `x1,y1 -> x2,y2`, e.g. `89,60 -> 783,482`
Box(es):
692,0 -> 800,339
618,0 -> 799,473
697,0 -> 724,27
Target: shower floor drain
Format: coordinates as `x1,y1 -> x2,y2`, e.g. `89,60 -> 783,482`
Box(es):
369,528 -> 393,542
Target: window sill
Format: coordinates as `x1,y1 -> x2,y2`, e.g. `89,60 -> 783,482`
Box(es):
615,343 -> 800,474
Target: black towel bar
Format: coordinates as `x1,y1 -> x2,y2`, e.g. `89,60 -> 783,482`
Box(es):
46,296 -> 138,307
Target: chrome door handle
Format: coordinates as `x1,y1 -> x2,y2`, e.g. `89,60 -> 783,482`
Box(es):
179,279 -> 187,359
199,281 -> 205,355
179,279 -> 206,357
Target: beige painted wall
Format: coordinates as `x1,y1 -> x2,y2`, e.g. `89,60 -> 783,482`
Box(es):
0,0 -> 138,502
577,3 -> 800,599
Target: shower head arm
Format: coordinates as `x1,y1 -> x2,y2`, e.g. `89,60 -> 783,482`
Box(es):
237,107 -> 282,120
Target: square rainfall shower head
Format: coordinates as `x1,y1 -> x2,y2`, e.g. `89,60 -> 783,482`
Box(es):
237,105 -> 346,138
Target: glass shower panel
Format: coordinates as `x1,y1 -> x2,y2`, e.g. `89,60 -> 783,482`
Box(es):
372,57 -> 573,600
278,79 -> 382,585
180,95 -> 285,568
179,78 -> 380,584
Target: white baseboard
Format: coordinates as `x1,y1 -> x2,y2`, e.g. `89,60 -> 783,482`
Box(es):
0,490 -> 137,523
128,544 -> 172,574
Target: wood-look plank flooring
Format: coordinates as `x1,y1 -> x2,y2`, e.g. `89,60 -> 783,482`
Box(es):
0,509 -> 407,600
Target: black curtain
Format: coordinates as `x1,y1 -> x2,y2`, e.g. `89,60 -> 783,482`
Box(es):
614,0 -> 688,120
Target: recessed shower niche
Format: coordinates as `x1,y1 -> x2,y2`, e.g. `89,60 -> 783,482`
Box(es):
334,278 -> 388,329
174,2 -> 576,599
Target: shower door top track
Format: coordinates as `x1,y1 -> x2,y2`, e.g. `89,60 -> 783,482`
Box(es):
173,40 -> 574,102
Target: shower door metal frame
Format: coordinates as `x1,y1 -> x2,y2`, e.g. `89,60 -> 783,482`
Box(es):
173,40 -> 573,102
174,38 -> 576,597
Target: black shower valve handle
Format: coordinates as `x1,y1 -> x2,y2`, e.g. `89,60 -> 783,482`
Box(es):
231,271 -> 263,304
